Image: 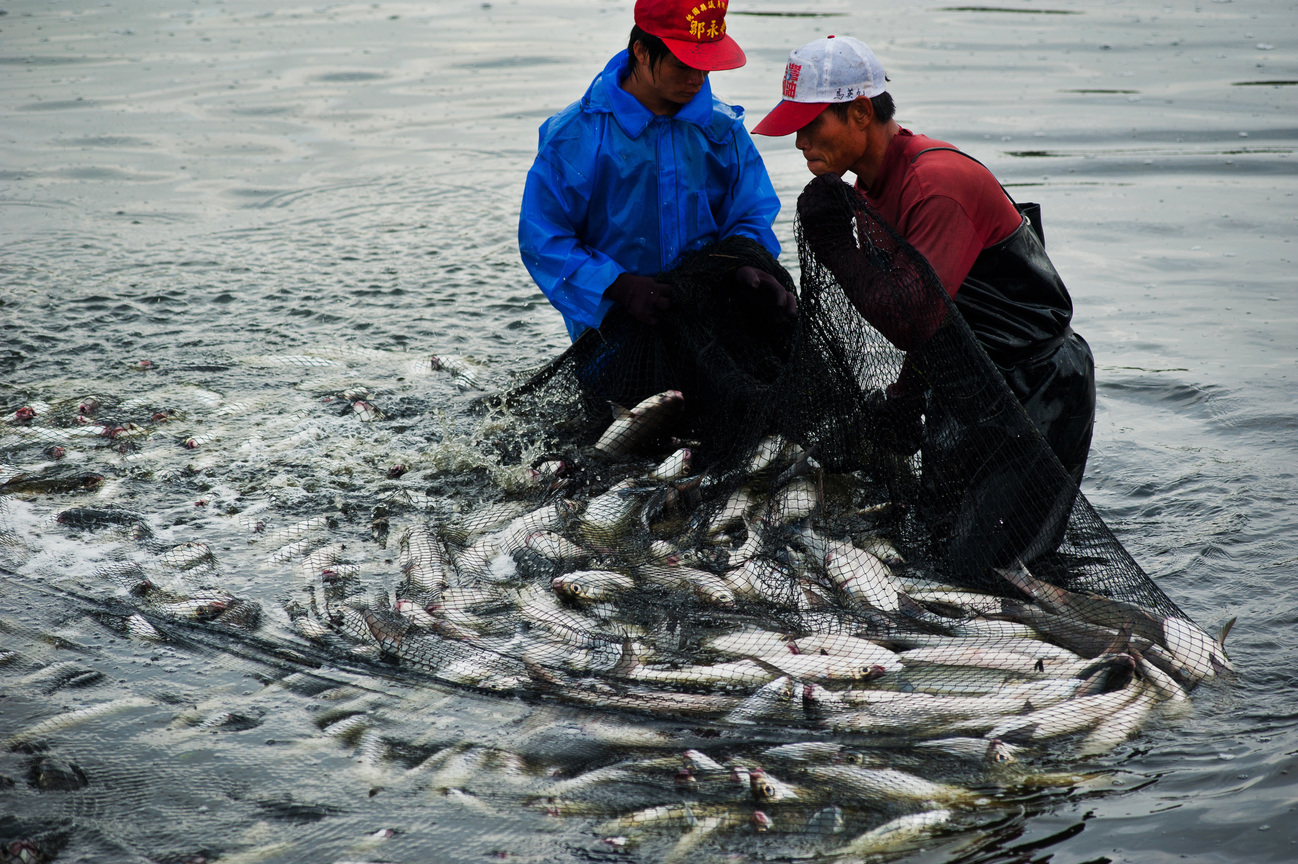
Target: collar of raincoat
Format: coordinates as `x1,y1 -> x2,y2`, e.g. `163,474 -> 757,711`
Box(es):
585,49 -> 718,139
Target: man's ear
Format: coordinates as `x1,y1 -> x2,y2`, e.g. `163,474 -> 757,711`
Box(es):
851,95 -> 875,128
629,40 -> 646,72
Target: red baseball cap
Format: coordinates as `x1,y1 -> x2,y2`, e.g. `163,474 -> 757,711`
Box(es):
634,0 -> 747,72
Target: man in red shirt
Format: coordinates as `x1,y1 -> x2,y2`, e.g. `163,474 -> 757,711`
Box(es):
753,35 -> 1094,486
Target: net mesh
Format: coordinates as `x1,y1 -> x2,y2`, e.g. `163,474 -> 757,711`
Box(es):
0,181 -> 1231,861
314,180 -> 1226,742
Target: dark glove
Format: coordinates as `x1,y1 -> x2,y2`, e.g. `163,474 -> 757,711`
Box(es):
605,273 -> 673,326
865,387 -> 925,457
735,265 -> 797,319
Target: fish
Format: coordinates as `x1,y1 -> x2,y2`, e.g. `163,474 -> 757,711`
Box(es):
807,764 -> 972,804
552,569 -> 636,603
611,637 -> 772,690
125,614 -> 164,641
300,542 -> 346,580
444,500 -> 532,544
1075,680 -> 1160,757
832,809 -> 953,856
805,805 -> 846,835
998,560 -> 1231,685
400,524 -> 452,597
748,766 -> 802,803
746,434 -> 794,474
428,354 -> 483,390
724,675 -> 805,724
0,472 -> 104,494
54,506 -> 151,535
156,541 -> 214,570
756,652 -> 888,682
763,474 -> 821,526
791,633 -> 905,673
593,390 -> 684,457
913,736 -> 1020,765
524,530 -> 590,566
637,563 -> 735,606
984,679 -> 1145,743
3,697 -> 154,748
253,515 -> 330,546
702,628 -> 795,659
577,485 -> 649,544
758,741 -> 847,766
154,595 -> 232,621
648,447 -> 693,482
896,644 -> 1074,676
824,540 -> 902,612
350,400 -> 383,422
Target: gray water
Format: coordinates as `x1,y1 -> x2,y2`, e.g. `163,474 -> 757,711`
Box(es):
1,0 -> 1296,862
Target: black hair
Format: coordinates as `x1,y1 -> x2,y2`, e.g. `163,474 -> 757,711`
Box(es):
626,25 -> 673,76
828,91 -> 896,124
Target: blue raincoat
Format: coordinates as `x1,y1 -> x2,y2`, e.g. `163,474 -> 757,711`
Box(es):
519,50 -> 781,341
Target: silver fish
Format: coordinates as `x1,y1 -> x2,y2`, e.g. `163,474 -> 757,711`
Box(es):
832,809 -> 952,856
824,540 -> 901,612
648,447 -> 693,482
637,563 -> 735,606
593,390 -> 684,457
807,764 -> 971,804
552,569 -> 636,603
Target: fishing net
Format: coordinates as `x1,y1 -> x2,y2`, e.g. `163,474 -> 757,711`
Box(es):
0,180 -> 1232,861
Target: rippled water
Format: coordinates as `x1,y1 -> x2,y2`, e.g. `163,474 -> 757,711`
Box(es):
2,1 -> 1296,862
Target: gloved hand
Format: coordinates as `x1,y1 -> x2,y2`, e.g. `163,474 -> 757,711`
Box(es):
865,387 -> 925,457
605,273 -> 673,326
735,265 -> 797,319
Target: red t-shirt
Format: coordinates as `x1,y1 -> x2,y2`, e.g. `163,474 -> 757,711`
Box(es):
858,129 -> 1022,299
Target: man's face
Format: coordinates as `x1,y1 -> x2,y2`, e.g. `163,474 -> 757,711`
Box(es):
644,52 -> 708,107
795,108 -> 867,177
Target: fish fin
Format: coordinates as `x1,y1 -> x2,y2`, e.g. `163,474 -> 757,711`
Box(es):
997,724 -> 1038,746
609,402 -> 631,421
995,560 -> 1036,598
896,592 -> 929,618
751,656 -> 798,682
1217,616 -> 1237,647
522,658 -> 561,688
610,637 -> 642,678
1102,617 -> 1135,656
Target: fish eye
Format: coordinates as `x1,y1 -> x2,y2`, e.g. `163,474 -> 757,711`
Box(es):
845,751 -> 864,765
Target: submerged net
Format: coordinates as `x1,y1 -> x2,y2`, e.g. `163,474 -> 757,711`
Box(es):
0,181 -> 1232,861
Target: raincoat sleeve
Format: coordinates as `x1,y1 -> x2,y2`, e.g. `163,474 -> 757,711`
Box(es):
518,139 -> 622,338
717,128 -> 781,257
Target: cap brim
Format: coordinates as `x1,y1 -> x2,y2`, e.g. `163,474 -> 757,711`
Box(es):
752,100 -> 830,137
661,34 -> 746,72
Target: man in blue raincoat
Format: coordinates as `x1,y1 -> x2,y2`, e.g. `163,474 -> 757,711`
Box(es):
519,0 -> 793,342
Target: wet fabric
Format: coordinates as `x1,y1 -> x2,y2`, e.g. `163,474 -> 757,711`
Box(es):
518,50 -> 782,341
956,217 -> 1096,484
858,129 -> 1023,297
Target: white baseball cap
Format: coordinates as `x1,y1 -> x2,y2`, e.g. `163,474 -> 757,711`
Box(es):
752,35 -> 889,136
